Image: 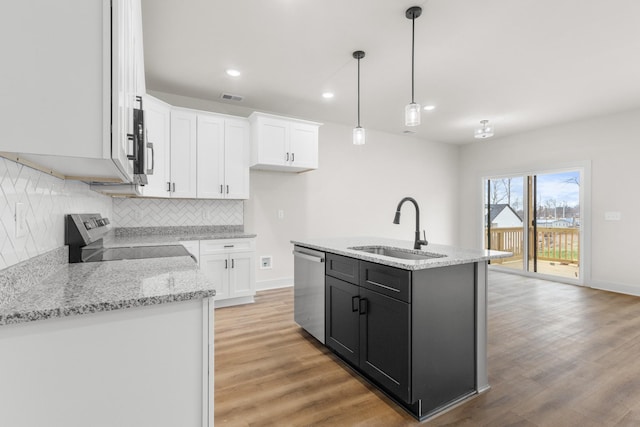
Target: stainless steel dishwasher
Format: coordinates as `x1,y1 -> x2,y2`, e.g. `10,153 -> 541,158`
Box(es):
293,246 -> 326,343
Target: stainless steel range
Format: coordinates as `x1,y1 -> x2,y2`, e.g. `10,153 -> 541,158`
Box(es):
65,213 -> 191,263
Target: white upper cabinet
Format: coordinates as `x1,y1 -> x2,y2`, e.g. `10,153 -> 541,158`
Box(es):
0,0 -> 145,183
141,95 -> 171,198
224,118 -> 250,199
196,113 -> 250,200
249,112 -> 322,173
169,108 -> 198,198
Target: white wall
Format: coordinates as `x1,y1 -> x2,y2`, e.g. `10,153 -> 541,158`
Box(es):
459,108 -> 640,295
245,122 -> 460,287
149,91 -> 460,287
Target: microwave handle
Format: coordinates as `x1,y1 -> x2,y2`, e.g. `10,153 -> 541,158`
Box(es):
146,142 -> 154,175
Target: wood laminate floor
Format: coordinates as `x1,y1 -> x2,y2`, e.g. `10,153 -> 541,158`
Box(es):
215,272 -> 640,426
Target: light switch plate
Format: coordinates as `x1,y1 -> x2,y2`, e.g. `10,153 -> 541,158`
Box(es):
15,202 -> 26,237
604,211 -> 621,221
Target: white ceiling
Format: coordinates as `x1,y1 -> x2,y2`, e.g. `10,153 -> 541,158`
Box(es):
141,0 -> 640,144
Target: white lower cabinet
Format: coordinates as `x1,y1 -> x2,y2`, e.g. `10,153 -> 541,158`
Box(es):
195,238 -> 256,308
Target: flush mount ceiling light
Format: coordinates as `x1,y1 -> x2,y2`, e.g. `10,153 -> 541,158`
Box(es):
423,105 -> 436,111
474,120 -> 495,139
405,6 -> 422,127
322,92 -> 334,99
352,50 -> 366,145
225,69 -> 241,77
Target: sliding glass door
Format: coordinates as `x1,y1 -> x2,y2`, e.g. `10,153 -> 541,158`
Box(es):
485,170 -> 581,282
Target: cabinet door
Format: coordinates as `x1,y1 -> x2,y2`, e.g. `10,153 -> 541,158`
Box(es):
359,288 -> 411,403
112,0 -> 136,181
289,122 -> 318,169
224,119 -> 250,199
325,276 -> 360,366
229,252 -> 255,298
196,113 -> 225,199
200,254 -> 230,300
170,109 -> 197,198
255,116 -> 288,167
141,95 -> 171,197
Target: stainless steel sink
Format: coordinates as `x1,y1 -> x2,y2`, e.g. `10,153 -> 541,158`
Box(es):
349,246 -> 445,260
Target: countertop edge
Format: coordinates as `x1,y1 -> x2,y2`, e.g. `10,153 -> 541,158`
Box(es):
292,238 -> 512,271
0,289 -> 216,327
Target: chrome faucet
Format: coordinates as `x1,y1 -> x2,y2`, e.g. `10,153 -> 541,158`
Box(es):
393,197 -> 428,249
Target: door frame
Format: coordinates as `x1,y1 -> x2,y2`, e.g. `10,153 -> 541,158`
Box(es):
480,161 -> 592,286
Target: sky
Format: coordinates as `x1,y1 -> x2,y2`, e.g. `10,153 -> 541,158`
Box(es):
485,171 -> 580,210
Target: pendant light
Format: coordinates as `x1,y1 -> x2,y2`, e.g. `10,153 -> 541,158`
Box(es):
405,6 -> 422,127
474,120 -> 495,139
353,50 -> 366,145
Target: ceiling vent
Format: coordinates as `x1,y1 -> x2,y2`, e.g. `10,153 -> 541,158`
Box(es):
220,93 -> 244,102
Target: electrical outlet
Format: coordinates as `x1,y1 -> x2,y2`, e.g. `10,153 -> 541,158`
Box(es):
260,256 -> 272,269
277,209 -> 284,220
15,202 -> 26,237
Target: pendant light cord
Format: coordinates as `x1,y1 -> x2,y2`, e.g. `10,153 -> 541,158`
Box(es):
357,56 -> 361,127
411,14 -> 415,104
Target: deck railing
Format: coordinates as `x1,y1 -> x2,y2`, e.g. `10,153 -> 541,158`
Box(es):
486,226 -> 580,265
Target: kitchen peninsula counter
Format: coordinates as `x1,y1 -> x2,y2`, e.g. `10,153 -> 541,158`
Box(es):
0,246 -> 215,427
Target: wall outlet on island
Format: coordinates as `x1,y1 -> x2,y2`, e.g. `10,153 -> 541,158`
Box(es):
260,256 -> 272,269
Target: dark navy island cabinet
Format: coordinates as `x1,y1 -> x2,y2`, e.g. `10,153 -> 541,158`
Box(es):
325,252 -> 476,421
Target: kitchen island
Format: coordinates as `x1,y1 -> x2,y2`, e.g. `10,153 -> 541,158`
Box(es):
0,246 -> 215,427
292,236 -> 510,421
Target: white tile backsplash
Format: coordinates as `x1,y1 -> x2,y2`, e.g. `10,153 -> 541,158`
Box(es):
0,158 -> 113,270
112,198 -> 243,228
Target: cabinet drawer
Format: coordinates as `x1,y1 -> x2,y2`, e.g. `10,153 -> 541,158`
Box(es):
360,261 -> 411,303
200,238 -> 255,254
326,253 -> 359,285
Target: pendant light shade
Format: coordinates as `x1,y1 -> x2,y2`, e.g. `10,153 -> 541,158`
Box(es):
405,6 -> 422,127
474,120 -> 495,139
353,50 -> 366,145
353,126 -> 365,145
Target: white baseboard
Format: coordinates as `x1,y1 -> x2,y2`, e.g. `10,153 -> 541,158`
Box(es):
214,296 -> 255,308
589,279 -> 640,297
256,277 -> 293,291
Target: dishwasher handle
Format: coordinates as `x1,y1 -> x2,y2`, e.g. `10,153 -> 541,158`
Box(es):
293,250 -> 325,263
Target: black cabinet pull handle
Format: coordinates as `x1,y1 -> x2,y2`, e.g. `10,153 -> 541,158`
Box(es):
220,185 -> 223,194
359,298 -> 367,315
231,259 -> 235,268
351,296 -> 359,312
166,182 -> 171,192
286,152 -> 289,162
291,152 -> 295,162
225,259 -> 228,269
226,185 -> 229,194
172,182 -> 176,192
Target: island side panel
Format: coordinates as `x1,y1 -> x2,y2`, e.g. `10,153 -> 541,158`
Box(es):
411,263 -> 476,417
476,261 -> 489,392
0,299 -> 207,427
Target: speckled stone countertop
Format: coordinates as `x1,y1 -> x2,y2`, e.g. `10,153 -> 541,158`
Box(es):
292,236 -> 511,271
105,225 -> 256,247
0,250 -> 215,327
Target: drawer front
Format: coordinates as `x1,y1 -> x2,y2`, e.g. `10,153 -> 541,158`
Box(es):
360,261 -> 411,303
200,238 -> 255,254
326,253 -> 359,285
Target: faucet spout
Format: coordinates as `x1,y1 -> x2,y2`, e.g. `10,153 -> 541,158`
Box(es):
393,197 -> 428,249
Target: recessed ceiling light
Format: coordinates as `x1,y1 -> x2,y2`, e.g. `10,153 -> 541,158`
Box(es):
423,105 -> 436,111
322,92 -> 334,99
226,69 -> 241,77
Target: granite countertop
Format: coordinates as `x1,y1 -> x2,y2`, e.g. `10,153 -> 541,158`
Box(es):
0,251 -> 216,327
104,226 -> 256,248
292,236 -> 511,271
